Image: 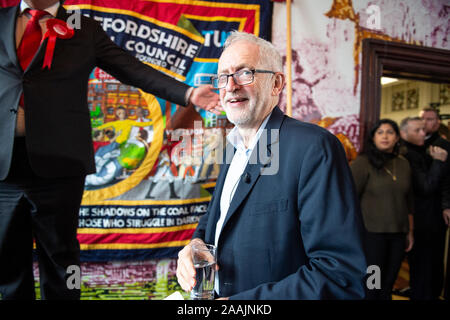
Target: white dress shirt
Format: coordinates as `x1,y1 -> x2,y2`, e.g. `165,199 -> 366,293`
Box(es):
213,112 -> 271,294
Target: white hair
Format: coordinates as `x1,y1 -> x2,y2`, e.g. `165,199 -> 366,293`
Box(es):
222,31 -> 283,72
400,116 -> 422,132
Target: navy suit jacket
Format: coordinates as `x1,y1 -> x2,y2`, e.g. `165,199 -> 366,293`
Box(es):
193,107 -> 367,299
0,5 -> 190,179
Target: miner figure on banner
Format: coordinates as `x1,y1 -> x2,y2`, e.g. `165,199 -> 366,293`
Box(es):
0,0 -> 221,300
130,106 -> 153,145
146,132 -> 181,200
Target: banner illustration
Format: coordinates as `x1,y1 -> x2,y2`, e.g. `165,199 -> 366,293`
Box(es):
60,0 -> 272,261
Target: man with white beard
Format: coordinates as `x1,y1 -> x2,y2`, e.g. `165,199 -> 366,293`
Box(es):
176,31 -> 367,300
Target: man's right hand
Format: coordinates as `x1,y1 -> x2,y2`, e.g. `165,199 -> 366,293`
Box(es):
429,145 -> 448,162
176,238 -> 205,292
443,209 -> 450,227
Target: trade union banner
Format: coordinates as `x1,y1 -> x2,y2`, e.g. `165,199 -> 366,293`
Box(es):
56,0 -> 273,261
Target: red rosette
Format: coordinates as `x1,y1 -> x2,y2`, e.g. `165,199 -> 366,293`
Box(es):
41,19 -> 75,69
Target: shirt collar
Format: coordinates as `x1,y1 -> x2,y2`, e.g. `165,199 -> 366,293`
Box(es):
20,0 -> 60,17
226,111 -> 272,155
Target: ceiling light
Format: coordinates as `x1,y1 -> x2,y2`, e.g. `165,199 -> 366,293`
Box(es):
381,77 -> 398,85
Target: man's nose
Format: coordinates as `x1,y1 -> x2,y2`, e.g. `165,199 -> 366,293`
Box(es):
225,76 -> 240,92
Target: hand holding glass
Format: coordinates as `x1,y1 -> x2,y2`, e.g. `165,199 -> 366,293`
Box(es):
190,243 -> 216,300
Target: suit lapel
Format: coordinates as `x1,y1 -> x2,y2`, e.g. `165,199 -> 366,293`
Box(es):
204,141 -> 233,244
221,159 -> 263,230
220,106 -> 285,233
26,5 -> 68,72
0,5 -> 21,70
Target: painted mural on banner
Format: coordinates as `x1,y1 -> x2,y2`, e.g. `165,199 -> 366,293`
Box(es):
272,0 -> 449,163
56,0 -> 272,261
32,259 -> 185,300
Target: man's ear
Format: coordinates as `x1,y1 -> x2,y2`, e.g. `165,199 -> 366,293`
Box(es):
400,130 -> 407,140
272,73 -> 285,96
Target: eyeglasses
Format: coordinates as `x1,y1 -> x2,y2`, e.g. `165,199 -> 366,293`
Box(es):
211,69 -> 275,89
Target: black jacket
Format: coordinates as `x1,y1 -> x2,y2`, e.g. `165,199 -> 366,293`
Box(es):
402,140 -> 447,232
424,131 -> 450,210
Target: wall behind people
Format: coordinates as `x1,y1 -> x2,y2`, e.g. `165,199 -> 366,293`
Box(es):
380,80 -> 450,125
272,0 -> 449,161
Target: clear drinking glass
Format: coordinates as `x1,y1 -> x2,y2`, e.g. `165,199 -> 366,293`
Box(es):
190,243 -> 216,300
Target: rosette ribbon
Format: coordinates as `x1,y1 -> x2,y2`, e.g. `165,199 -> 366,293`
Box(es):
41,19 -> 74,69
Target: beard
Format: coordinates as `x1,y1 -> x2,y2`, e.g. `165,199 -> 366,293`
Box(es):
224,99 -> 256,127
222,83 -> 270,128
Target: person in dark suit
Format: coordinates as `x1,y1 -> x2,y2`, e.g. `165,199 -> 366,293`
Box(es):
399,116 -> 448,300
420,108 -> 450,230
0,0 -> 220,300
176,31 -> 367,300
419,108 -> 450,300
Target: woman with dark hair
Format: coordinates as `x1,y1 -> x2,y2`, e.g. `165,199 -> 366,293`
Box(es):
350,119 -> 414,300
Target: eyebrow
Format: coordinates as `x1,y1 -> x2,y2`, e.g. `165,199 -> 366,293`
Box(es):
218,63 -> 253,74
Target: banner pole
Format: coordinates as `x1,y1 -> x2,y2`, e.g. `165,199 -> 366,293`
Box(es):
286,0 -> 292,117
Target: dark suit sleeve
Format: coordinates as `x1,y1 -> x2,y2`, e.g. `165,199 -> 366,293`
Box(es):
435,140 -> 450,210
231,133 -> 367,300
92,21 -> 190,106
441,174 -> 450,210
192,194 -> 213,241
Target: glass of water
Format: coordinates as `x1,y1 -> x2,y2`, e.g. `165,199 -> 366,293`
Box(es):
190,243 -> 216,300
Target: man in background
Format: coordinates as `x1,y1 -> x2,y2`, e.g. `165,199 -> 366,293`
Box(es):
400,116 -> 448,299
420,108 -> 450,227
420,108 -> 450,300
